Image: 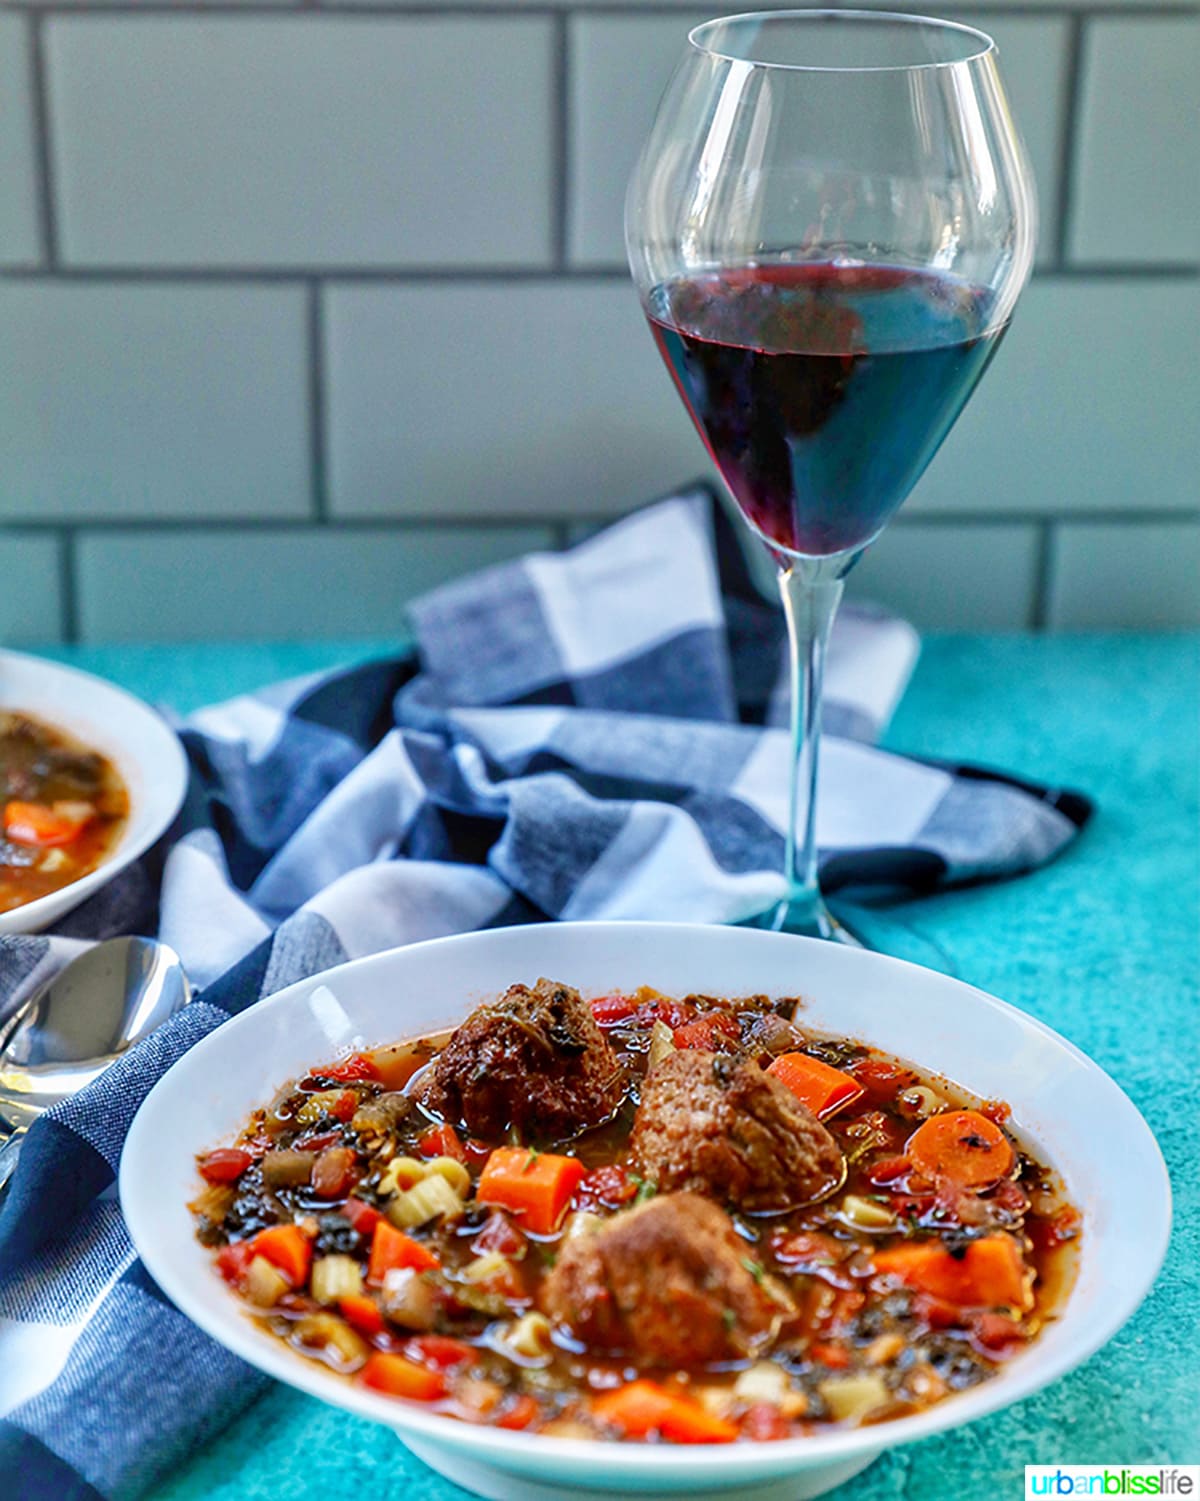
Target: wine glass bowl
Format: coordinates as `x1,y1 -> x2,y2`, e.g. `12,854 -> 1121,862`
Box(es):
626,9 -> 1036,940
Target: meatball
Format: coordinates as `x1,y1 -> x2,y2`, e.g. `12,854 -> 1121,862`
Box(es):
542,1191 -> 784,1365
631,1050 -> 844,1212
418,978 -> 624,1141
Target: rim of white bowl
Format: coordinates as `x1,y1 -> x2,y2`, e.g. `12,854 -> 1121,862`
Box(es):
120,923 -> 1172,1481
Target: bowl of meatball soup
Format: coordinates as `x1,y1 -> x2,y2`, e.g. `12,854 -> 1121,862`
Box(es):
121,922 -> 1170,1501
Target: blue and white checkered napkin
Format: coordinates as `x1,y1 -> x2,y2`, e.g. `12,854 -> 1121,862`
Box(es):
0,487 -> 1091,1499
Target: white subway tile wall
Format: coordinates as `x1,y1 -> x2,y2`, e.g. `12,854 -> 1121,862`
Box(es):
0,0 -> 1195,643
0,13 -> 40,266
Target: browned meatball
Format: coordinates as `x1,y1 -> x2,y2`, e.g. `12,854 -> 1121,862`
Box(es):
542,1191 -> 784,1365
631,1050 -> 844,1212
417,978 -> 624,1141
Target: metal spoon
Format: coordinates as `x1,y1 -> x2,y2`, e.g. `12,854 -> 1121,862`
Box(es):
0,936 -> 192,1189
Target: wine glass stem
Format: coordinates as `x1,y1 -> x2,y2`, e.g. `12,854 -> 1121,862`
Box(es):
777,562 -> 844,936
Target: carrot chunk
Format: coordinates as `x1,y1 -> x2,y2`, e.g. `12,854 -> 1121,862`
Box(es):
477,1147 -> 586,1235
3,800 -> 94,847
339,1294 -> 385,1338
359,1352 -> 446,1402
872,1233 -> 1031,1311
367,1220 -> 440,1284
906,1109 -> 1014,1188
250,1224 -> 313,1288
592,1380 -> 738,1444
766,1052 -> 865,1119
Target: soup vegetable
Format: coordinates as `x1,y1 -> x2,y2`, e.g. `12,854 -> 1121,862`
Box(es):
0,712 -> 130,914
192,980 -> 1079,1443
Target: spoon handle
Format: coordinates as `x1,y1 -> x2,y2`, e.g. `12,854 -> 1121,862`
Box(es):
0,1129 -> 26,1193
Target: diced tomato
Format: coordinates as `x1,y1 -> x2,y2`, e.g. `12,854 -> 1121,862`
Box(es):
406,1335 -> 479,1371
312,1146 -> 357,1199
635,996 -> 695,1030
847,1057 -> 919,1106
339,1294 -> 385,1338
470,1210 -> 528,1260
672,1012 -> 741,1051
292,1130 -> 343,1154
913,1292 -> 964,1329
987,1178 -> 1031,1215
215,1240 -> 256,1289
496,1394 -> 541,1431
463,1138 -> 493,1169
740,1403 -> 792,1441
342,1197 -> 382,1237
980,1099 -> 1012,1126
359,1353 -> 446,1402
866,1154 -> 911,1186
326,1091 -> 358,1123
970,1311 -> 1027,1355
809,1341 -> 850,1369
198,1148 -> 253,1184
416,1123 -> 466,1163
320,1053 -> 382,1084
589,994 -> 638,1026
572,1164 -> 637,1213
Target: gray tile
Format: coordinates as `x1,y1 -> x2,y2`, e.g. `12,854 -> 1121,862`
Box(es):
0,533 -> 64,644
1070,19 -> 1200,266
906,279 -> 1200,517
846,522 -> 1038,631
325,280 -> 709,519
0,13 -> 41,266
0,282 -> 310,521
568,11 -> 1066,268
46,17 -> 554,269
1047,521 -> 1200,631
75,525 -> 553,642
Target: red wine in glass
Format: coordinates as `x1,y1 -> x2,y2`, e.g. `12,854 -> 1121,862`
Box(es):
648,262 -> 1006,558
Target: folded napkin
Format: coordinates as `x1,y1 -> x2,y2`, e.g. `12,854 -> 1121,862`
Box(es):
0,487 -> 1091,1500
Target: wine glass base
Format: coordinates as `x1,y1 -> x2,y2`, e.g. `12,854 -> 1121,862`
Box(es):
745,895 -> 955,975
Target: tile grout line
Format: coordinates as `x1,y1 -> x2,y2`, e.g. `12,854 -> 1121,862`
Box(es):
0,264 -> 1195,285
9,3 -> 1200,18
4,509 -> 1197,537
552,10 -> 570,272
1054,12 -> 1087,269
27,11 -> 59,268
1030,519 -> 1057,631
306,280 -> 330,523
57,528 -> 80,644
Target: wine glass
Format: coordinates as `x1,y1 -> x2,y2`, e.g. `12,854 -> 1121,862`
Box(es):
626,9 -> 1035,944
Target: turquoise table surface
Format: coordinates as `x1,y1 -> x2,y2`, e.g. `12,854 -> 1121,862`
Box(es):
40,635 -> 1200,1495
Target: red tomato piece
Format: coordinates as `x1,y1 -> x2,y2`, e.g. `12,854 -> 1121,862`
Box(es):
342,1197 -> 381,1237
866,1154 -> 911,1186
198,1148 -> 253,1184
214,1240 -> 255,1289
572,1164 -> 637,1212
416,1124 -> 466,1163
311,1147 -> 357,1199
809,1341 -> 850,1369
672,1012 -> 741,1051
847,1057 -> 919,1106
741,1403 -> 792,1442
589,994 -> 638,1026
495,1394 -> 541,1431
470,1210 -> 527,1260
321,1054 -> 382,1083
406,1335 -> 479,1371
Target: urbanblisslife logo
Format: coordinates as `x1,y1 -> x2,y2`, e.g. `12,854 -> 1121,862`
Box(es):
1026,1469 -> 1199,1498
